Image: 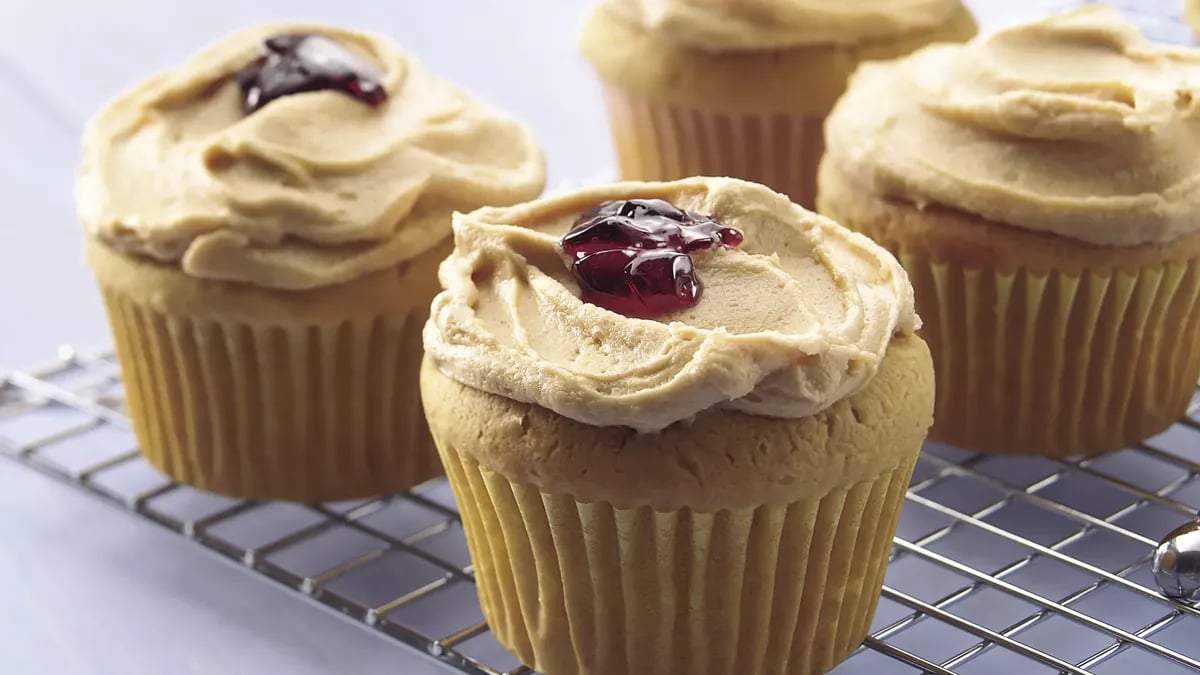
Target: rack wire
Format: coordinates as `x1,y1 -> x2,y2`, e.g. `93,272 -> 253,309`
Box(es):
4,132 -> 1196,675
4,3 -> 1200,675
2,353 -> 1200,672
5,347 -> 1200,675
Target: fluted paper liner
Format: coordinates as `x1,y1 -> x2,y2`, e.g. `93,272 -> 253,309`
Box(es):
99,288 -> 441,501
602,86 -> 826,209
437,443 -> 916,675
891,250 -> 1200,457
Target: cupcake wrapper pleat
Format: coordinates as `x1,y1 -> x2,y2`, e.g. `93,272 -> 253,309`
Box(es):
101,287 -> 441,501
900,252 -> 1200,456
439,445 -> 916,675
602,86 -> 825,208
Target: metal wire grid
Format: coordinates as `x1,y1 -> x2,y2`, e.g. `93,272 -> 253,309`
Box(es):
5,345 -> 1200,675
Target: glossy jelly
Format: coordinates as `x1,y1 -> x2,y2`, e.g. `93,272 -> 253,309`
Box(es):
561,199 -> 743,318
236,33 -> 387,114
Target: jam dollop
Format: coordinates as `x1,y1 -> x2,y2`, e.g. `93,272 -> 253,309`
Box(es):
561,199 -> 743,317
236,33 -> 388,114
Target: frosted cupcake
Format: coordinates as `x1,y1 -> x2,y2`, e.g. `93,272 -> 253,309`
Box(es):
578,0 -> 977,208
819,6 -> 1200,457
76,25 -> 545,500
422,177 -> 934,674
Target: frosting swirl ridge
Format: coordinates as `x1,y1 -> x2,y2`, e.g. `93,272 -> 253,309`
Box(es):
600,0 -> 964,50
423,177 -> 918,432
824,6 -> 1200,246
76,23 -> 545,290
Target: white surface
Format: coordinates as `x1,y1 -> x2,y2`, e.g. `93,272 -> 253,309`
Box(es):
0,1 -> 1166,674
0,463 -> 454,675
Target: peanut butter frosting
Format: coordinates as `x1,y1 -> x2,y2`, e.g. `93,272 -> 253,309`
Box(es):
600,0 -> 965,50
76,24 -> 545,291
423,177 -> 919,432
824,5 -> 1200,247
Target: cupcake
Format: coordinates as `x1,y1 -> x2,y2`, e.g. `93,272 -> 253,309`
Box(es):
578,0 -> 977,209
422,177 -> 934,674
75,26 -> 545,500
818,6 -> 1200,457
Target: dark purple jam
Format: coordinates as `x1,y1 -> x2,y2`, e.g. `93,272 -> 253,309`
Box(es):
561,199 -> 743,318
235,33 -> 387,114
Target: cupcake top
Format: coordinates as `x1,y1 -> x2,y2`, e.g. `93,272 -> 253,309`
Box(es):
76,24 -> 545,290
600,0 -> 964,49
423,177 -> 918,433
824,6 -> 1200,247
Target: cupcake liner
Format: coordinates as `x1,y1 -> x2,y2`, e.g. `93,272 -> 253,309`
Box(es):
100,286 -> 441,501
602,85 -> 826,208
438,442 -> 916,675
896,250 -> 1200,457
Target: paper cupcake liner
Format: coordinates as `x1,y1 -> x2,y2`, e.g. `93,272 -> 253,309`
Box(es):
438,443 -> 915,675
893,251 -> 1200,457
602,86 -> 826,208
100,287 -> 441,501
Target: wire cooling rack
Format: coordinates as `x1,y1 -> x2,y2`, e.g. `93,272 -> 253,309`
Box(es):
5,3 -> 1200,675
6,342 -> 1200,675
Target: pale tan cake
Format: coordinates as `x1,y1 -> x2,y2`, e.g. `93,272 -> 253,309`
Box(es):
579,0 -> 977,208
819,6 -> 1200,457
75,24 -> 545,500
1188,0 -> 1200,35
421,176 -> 934,674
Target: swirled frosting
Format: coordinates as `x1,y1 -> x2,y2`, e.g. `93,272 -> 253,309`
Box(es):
600,0 -> 965,50
423,177 -> 918,432
76,24 -> 545,290
824,5 -> 1200,247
